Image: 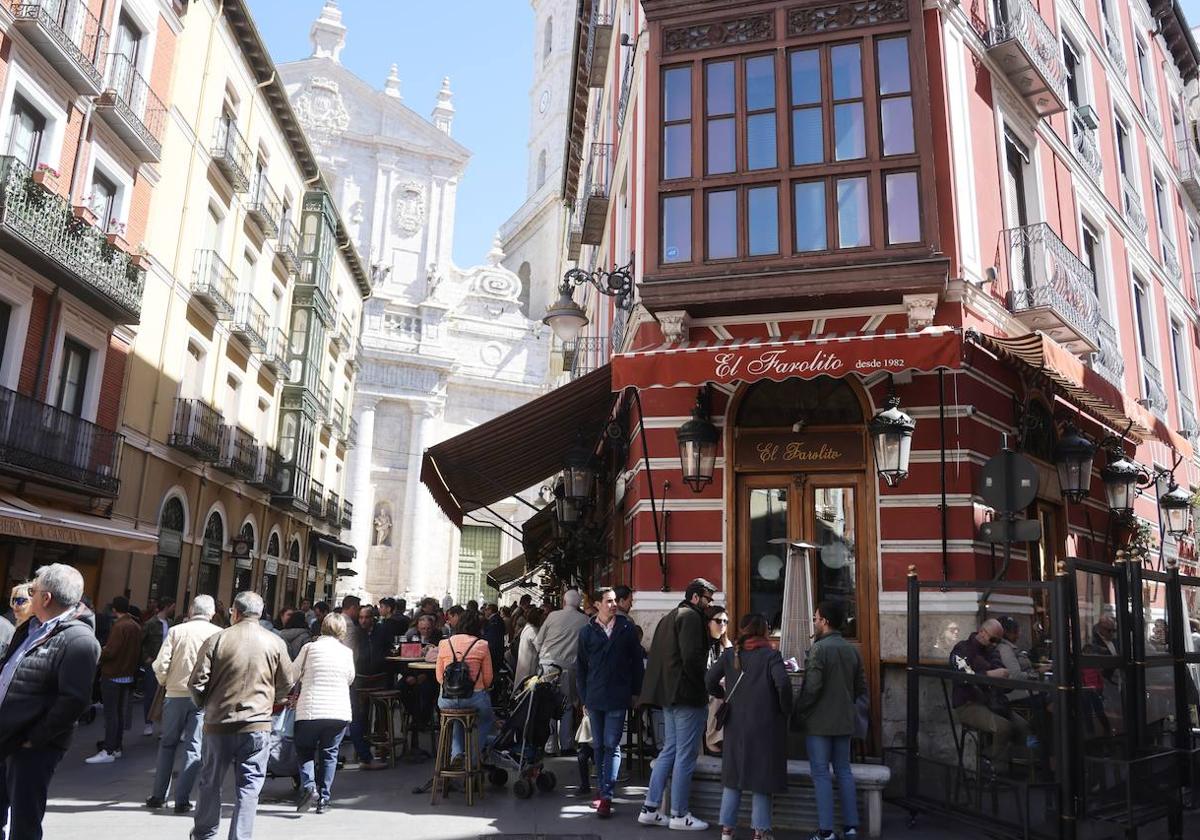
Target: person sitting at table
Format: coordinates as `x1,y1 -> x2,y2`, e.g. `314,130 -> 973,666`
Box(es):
405,614 -> 440,646
995,616 -> 1050,760
949,619 -> 1030,776
436,610 -> 494,766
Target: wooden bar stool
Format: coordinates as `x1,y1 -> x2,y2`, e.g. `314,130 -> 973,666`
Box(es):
366,689 -> 406,768
431,708 -> 482,805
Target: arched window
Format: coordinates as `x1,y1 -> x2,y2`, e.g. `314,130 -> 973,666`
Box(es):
149,496 -> 187,603
289,539 -> 300,564
543,17 -> 553,63
737,376 -> 863,428
204,512 -> 223,547
536,149 -> 547,189
267,532 -> 281,557
197,512 -> 224,598
161,497 -> 185,533
1021,399 -> 1057,462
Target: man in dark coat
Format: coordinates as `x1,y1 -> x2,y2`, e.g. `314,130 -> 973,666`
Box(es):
481,603 -> 506,696
0,563 -> 101,840
637,577 -> 716,831
577,587 -> 645,818
793,600 -> 867,840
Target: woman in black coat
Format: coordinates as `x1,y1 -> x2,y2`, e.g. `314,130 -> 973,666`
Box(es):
705,613 -> 793,840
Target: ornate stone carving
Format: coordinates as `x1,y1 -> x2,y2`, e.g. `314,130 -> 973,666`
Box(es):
657,310 -> 691,344
372,501 -> 393,546
786,0 -> 907,36
393,181 -> 426,237
663,13 -> 773,54
903,294 -> 938,332
293,78 -> 350,146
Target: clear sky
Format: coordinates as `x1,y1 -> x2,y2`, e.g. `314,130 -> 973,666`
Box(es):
245,0 -> 534,268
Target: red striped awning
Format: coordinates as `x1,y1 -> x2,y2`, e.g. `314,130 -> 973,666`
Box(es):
611,328 -> 962,390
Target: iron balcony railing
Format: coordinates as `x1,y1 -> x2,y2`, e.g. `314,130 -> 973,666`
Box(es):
581,143 -> 613,246
617,51 -> 636,137
1069,109 -> 1101,182
215,425 -> 258,482
1003,222 -> 1101,351
1142,358 -> 1167,419
98,53 -> 165,161
1175,140 -> 1200,205
247,177 -> 281,237
1122,180 -> 1148,240
211,118 -> 252,192
566,335 -> 611,380
191,250 -> 237,318
325,491 -> 341,527
1162,239 -> 1182,287
250,445 -> 284,493
586,6 -> 614,87
340,498 -> 353,529
1179,391 -> 1197,434
332,400 -> 346,433
983,0 -> 1067,116
336,312 -> 353,351
230,293 -> 269,351
1103,21 -> 1126,77
0,384 -> 123,496
261,327 -> 288,375
347,417 -> 358,449
1142,95 -> 1163,139
168,398 -> 223,461
12,1 -> 107,94
316,382 -> 332,422
1089,317 -> 1125,390
309,479 -> 325,517
276,219 -> 300,272
0,156 -> 145,323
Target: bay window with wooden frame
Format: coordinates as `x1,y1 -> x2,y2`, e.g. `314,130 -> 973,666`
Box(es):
641,0 -> 946,314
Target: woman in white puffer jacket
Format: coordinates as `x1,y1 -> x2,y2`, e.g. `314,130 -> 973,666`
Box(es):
292,612 -> 356,814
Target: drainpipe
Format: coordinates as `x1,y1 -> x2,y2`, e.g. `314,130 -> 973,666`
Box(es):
32,289 -> 61,401
939,369 -> 949,585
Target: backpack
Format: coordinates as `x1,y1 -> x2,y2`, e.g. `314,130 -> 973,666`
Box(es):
441,637 -> 481,699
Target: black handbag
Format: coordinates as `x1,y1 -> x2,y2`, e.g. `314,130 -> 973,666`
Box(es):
713,670 -> 744,731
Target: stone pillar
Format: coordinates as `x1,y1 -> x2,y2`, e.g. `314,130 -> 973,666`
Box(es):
343,395 -> 377,592
400,400 -> 441,597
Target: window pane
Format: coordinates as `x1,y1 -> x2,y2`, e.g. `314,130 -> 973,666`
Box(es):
746,55 -> 775,111
663,124 -> 691,179
707,118 -> 736,174
747,113 -> 776,170
886,171 -> 921,244
662,195 -> 692,263
706,61 -> 734,116
832,44 -> 862,100
834,102 -> 865,160
837,177 -> 870,248
881,97 -> 915,155
793,181 -> 827,252
663,67 -> 691,121
707,190 -> 737,259
748,186 -> 779,255
792,107 -> 824,165
790,49 -> 821,105
877,37 -> 911,94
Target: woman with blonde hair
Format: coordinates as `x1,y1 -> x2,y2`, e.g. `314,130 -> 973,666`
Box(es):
293,611 -> 356,814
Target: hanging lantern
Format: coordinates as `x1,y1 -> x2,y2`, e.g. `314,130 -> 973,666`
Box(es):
542,289 -> 589,343
1101,454 -> 1145,518
1053,423 -> 1096,503
869,393 -> 915,487
676,394 -> 719,493
562,439 -> 596,501
1158,481 -> 1192,538
553,477 -> 581,527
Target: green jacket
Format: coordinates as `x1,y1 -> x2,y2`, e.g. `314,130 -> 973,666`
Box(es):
792,630 -> 866,736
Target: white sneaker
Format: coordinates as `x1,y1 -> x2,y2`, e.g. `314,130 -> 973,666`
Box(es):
142,723 -> 154,736
669,813 -> 709,831
85,750 -> 116,764
639,809 -> 669,827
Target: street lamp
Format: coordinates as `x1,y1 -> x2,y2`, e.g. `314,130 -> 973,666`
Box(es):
869,385 -> 915,487
553,477 -> 581,527
541,258 -> 635,343
1053,422 -> 1096,503
1158,480 -> 1192,538
1101,452 -> 1149,519
676,389 -> 718,492
562,437 -> 597,502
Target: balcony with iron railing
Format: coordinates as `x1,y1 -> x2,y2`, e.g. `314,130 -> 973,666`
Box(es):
1122,180 -> 1148,240
0,385 -> 123,496
1103,21 -> 1126,77
0,156 -> 145,323
96,53 -> 165,162
340,498 -> 352,530
587,6 -> 614,87
168,398 -> 223,461
309,479 -> 325,518
983,0 -> 1067,116
247,177 -> 281,237
1003,222 -> 1101,355
1175,141 -> 1200,206
261,327 -> 288,376
563,335 -> 612,380
1069,108 -> 1101,183
1141,358 -> 1167,420
334,313 -> 352,352
249,445 -> 284,493
211,119 -> 252,192
316,381 -> 332,423
275,219 -> 300,273
325,491 -> 341,527
191,250 -> 236,318
1179,391 -> 1197,435
347,416 -> 358,449
215,425 -> 258,482
231,293 -> 269,351
1162,238 -> 1183,288
11,1 -> 107,95
332,400 -> 346,434
567,198 -> 584,261
1088,317 -> 1125,390
581,143 -> 612,246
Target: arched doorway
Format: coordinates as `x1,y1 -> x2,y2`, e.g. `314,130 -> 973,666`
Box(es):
232,522 -> 255,606
149,496 -> 186,603
729,375 -> 878,703
197,512 -> 223,598
284,539 -> 300,606
261,532 -> 281,614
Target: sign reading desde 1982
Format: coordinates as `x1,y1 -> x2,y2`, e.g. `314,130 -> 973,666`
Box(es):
735,430 -> 865,472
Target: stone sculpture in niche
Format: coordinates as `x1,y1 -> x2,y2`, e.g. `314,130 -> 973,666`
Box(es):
394,181 -> 425,237
372,502 -> 393,546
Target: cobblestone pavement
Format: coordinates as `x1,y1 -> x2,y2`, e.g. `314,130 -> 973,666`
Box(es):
39,718 -> 979,839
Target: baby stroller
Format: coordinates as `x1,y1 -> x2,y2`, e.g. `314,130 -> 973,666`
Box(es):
485,664 -> 567,798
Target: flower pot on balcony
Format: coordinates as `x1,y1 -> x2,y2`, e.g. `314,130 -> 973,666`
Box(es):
31,169 -> 60,193
130,252 -> 151,270
106,232 -> 130,252
72,205 -> 99,227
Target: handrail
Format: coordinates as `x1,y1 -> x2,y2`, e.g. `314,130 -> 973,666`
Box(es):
1003,222 -> 1101,348
103,52 -> 166,150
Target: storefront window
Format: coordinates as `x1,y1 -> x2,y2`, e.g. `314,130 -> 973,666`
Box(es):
149,497 -> 185,604
748,487 -> 789,633
232,522 -> 254,604
197,512 -> 223,598
813,486 -> 858,638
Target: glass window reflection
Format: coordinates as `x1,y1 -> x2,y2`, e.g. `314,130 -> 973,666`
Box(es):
662,194 -> 692,263
837,177 -> 870,248
663,67 -> 691,121
707,190 -> 737,259
790,49 -> 821,105
834,102 -> 865,160
813,486 -> 857,638
885,171 -> 920,243
792,107 -> 823,165
793,181 -> 826,252
747,113 -> 777,170
748,487 -> 788,634
832,44 -> 862,100
748,186 -> 779,255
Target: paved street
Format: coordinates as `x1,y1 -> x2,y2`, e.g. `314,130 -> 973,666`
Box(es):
41,718 -> 965,839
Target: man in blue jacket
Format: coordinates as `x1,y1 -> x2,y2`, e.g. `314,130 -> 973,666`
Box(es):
577,587 -> 644,819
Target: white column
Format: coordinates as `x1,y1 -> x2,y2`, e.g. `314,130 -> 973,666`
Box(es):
400,400 -> 441,597
344,396 -> 378,589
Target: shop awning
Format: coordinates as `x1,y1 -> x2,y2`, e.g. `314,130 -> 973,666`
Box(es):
611,328 -> 962,390
486,554 -> 527,589
313,533 -> 356,560
0,494 -> 157,554
421,364 -> 617,526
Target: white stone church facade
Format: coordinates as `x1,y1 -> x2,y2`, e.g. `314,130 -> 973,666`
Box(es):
278,1 -> 565,602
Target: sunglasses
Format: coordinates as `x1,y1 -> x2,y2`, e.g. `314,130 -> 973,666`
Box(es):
711,618 -> 729,625
11,596 -> 29,606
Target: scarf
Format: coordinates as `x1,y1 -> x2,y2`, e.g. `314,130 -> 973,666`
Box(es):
739,635 -> 772,652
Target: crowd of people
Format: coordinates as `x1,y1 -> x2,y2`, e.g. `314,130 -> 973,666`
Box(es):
0,572 -> 868,840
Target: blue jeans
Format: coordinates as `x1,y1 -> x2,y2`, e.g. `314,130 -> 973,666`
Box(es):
348,685 -> 374,763
150,697 -> 204,806
192,731 -> 270,840
588,707 -> 625,800
0,746 -> 63,840
719,787 -> 773,831
806,734 -> 858,832
294,719 -> 347,801
644,704 -> 707,817
438,690 -> 494,761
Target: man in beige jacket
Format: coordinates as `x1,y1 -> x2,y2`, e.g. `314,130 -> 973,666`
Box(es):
189,591 -> 293,840
144,595 -> 219,813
